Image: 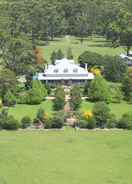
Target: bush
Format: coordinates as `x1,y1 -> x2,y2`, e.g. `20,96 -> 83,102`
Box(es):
93,102 -> 111,128
21,116 -> 32,129
4,91 -> 16,106
87,117 -> 96,129
122,74 -> 132,103
70,86 -> 82,110
78,119 -> 88,129
89,76 -> 112,103
54,86 -> 65,111
78,117 -> 96,129
27,80 -> 47,105
2,115 -> 19,130
104,56 -> 127,82
117,113 -> 132,130
106,115 -> 117,128
110,85 -> 123,103
49,113 -> 64,129
78,51 -> 104,68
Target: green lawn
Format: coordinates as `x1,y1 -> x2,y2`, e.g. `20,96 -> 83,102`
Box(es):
0,129 -> 132,184
80,101 -> 132,119
40,36 -> 124,62
8,100 -> 53,121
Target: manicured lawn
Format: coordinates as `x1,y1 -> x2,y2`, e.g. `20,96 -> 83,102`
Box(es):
0,129 -> 132,184
8,100 -> 53,121
40,36 -> 124,62
80,101 -> 132,119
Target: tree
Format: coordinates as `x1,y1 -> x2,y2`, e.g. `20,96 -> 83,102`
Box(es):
70,86 -> 82,110
89,76 -> 111,103
27,80 -> 47,105
50,51 -> 57,64
4,90 -> 16,106
104,56 -> 128,82
56,49 -> 64,60
122,74 -> 132,103
93,102 -> 111,128
21,116 -> 32,129
67,48 -> 73,59
78,51 -> 103,68
0,109 -> 19,130
117,113 -> 132,130
54,86 -> 65,110
0,68 -> 17,98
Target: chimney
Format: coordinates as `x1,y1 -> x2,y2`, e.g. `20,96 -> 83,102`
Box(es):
85,63 -> 88,70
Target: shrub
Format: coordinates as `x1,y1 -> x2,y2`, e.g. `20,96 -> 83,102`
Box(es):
78,119 -> 88,129
110,85 -> 123,103
21,116 -> 32,129
54,86 -> 65,111
78,51 -> 103,68
104,56 -> 127,82
87,117 -> 96,129
106,115 -> 117,128
70,86 -> 82,110
49,113 -> 64,129
93,102 -> 111,128
89,76 -> 112,103
117,113 -> 132,130
2,115 -> 19,130
27,80 -> 47,105
4,91 -> 16,106
122,74 -> 132,103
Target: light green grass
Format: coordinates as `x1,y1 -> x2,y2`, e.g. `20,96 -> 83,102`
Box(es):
0,129 -> 132,184
8,100 -> 53,121
80,101 -> 132,119
40,36 -> 124,62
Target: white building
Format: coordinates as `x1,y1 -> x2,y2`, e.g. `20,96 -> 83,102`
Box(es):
120,51 -> 132,66
36,58 -> 94,85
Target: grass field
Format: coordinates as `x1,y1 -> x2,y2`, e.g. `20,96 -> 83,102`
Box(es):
0,129 -> 132,184
8,100 -> 53,121
8,100 -> 132,120
80,101 -> 132,119
40,36 -> 124,62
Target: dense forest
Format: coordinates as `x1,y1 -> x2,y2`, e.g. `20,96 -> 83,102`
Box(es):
0,0 -> 132,75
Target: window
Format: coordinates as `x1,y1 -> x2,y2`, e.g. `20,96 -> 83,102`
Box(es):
73,68 -> 78,73
63,69 -> 68,73
54,69 -> 59,73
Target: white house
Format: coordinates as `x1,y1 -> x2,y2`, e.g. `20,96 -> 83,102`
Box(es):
35,58 -> 94,85
120,51 -> 132,66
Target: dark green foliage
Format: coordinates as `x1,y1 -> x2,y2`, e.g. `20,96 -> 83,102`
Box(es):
45,112 -> 64,129
0,109 -> 19,130
2,116 -> 19,130
122,74 -> 132,103
104,56 -> 127,82
36,108 -> 45,123
56,49 -> 64,60
110,85 -> 123,103
27,80 -> 47,105
117,113 -> 132,130
89,76 -> 111,103
78,51 -> 104,67
67,48 -> 73,59
21,116 -> 32,129
70,86 -> 82,111
51,51 -> 57,65
78,117 -> 96,129
93,102 -> 111,128
106,115 -> 117,128
0,68 -> 17,98
54,86 -> 65,111
4,91 -> 16,106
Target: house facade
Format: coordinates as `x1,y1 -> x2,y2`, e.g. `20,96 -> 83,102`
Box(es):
35,58 -> 94,85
